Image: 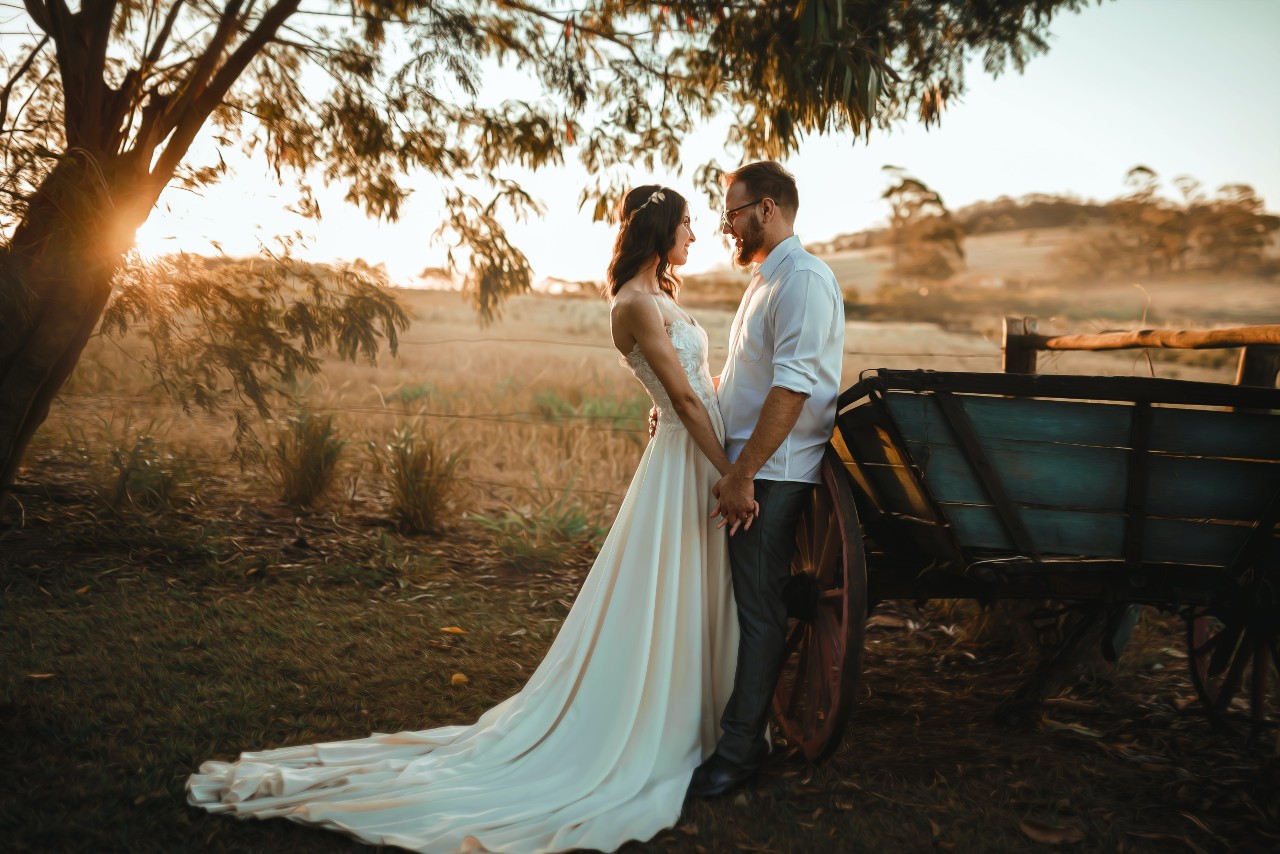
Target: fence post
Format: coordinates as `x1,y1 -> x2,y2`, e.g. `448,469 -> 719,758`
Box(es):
1002,316 -> 1040,374
1235,345 -> 1280,389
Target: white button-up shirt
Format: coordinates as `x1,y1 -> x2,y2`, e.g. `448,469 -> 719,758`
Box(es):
718,235 -> 844,484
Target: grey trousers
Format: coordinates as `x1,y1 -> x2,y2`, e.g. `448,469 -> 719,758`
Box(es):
715,478 -> 813,768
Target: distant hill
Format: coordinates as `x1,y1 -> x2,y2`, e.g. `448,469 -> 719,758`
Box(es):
809,194 -> 1108,255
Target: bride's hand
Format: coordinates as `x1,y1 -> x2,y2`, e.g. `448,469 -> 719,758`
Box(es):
648,405 -> 658,437
721,500 -> 761,536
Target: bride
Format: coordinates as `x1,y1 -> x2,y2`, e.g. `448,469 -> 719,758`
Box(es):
187,185 -> 749,853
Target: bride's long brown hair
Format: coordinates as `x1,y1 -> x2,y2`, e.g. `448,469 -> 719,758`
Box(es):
606,185 -> 687,299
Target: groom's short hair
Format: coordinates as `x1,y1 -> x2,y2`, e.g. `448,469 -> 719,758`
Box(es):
723,161 -> 799,214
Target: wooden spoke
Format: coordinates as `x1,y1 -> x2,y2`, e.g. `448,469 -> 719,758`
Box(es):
772,447 -> 868,761
1186,604 -> 1280,735
1251,638 -> 1271,724
1208,621 -> 1246,677
1213,628 -> 1252,716
815,516 -> 840,588
788,626 -> 811,719
782,621 -> 806,658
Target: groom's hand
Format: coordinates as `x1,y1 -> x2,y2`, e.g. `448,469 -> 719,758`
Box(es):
711,470 -> 755,535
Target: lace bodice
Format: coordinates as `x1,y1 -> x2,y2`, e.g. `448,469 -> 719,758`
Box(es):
621,319 -> 721,431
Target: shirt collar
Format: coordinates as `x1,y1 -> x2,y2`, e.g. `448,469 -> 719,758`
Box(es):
756,234 -> 802,282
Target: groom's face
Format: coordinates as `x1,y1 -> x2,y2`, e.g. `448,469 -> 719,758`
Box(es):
723,180 -> 766,268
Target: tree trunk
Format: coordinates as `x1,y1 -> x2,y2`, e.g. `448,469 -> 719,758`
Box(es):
0,150 -> 151,491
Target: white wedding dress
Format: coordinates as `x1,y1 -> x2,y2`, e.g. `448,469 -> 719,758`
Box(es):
187,318 -> 739,853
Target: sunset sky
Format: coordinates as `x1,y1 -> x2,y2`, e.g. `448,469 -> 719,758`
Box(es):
127,0 -> 1280,286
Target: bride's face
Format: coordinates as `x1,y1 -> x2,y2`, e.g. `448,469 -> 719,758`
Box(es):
666,208 -> 696,266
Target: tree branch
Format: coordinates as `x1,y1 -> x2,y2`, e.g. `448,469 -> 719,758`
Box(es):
145,0 -> 188,65
80,0 -> 119,142
180,0 -> 246,108
20,0 -> 52,33
0,33 -> 48,131
151,0 -> 301,189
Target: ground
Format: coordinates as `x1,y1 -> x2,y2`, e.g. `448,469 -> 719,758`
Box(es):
3,454 -> 1278,853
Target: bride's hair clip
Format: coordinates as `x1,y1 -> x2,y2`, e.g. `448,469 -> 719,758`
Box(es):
633,189 -> 666,215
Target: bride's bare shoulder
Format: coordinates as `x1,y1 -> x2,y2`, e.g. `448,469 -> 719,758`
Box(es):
609,285 -> 650,326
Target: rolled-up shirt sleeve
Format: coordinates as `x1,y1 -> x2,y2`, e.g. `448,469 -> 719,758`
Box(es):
768,271 -> 838,396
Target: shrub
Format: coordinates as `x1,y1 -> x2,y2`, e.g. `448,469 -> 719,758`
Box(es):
474,472 -> 607,570
65,416 -> 197,513
269,412 -> 345,508
368,425 -> 466,534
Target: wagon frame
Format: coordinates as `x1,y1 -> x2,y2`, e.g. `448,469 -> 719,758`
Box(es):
770,321 -> 1280,759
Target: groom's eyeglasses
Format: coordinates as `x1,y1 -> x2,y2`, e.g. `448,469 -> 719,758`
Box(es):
720,199 -> 763,231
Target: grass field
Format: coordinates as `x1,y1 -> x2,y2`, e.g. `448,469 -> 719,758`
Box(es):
3,249 -> 1279,852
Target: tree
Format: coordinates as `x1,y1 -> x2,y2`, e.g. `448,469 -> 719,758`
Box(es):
880,165 -> 965,281
1055,166 -> 1277,279
1191,183 -> 1278,272
0,0 -> 1091,490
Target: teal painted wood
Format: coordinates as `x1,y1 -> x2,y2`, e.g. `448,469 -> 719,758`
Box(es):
938,504 -> 1279,566
1147,457 -> 1280,521
845,391 -> 1280,568
1144,518 -> 1252,567
1150,408 -> 1280,460
886,393 -> 1132,448
904,439 -> 1129,510
940,504 -> 1125,556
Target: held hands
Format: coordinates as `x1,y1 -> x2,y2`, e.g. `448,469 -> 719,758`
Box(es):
710,470 -> 759,536
648,405 -> 659,438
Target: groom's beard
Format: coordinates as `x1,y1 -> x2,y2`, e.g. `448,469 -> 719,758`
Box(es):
733,215 -> 765,268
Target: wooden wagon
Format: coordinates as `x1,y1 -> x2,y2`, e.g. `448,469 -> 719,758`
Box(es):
772,323 -> 1280,760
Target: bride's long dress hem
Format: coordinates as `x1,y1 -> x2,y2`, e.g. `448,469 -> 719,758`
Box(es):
187,319 -> 738,854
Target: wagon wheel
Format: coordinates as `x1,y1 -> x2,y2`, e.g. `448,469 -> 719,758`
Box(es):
1186,596 -> 1280,735
772,446 -> 868,761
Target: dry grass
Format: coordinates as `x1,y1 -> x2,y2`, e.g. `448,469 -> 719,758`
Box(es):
269,412 -> 346,508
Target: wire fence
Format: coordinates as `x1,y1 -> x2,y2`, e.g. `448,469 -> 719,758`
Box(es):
48,336 -> 1230,507
395,335 -> 1005,361
61,337 -> 1004,437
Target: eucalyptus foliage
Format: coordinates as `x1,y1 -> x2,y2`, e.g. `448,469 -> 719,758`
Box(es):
0,0 -> 1092,489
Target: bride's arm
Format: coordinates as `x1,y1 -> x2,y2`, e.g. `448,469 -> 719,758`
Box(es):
616,300 -> 731,475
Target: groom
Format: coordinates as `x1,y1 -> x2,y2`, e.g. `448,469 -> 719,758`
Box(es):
690,161 -> 845,798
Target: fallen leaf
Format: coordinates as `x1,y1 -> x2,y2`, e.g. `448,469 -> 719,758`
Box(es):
1019,818 -> 1085,845
75,585 -> 90,594
133,789 -> 166,805
1041,717 -> 1104,738
867,614 -> 909,629
26,673 -> 56,679
440,626 -> 468,635
450,673 -> 469,686
1179,812 -> 1213,835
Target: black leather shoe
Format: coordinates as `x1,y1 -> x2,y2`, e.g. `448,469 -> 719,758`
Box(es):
686,753 -> 757,799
